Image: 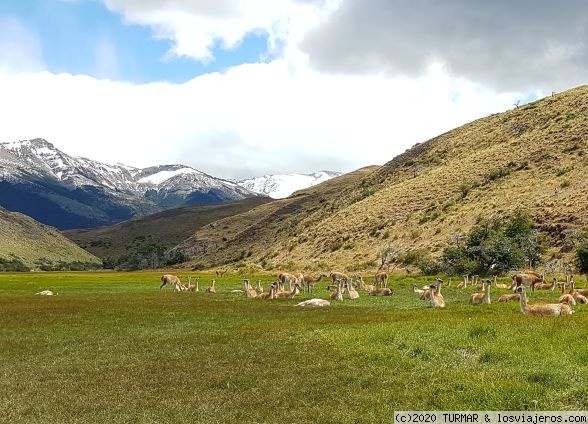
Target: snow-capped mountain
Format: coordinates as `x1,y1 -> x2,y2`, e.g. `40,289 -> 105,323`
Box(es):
0,138 -> 259,229
237,171 -> 342,199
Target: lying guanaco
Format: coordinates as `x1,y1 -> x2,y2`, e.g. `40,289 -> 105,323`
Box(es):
276,283 -> 301,299
369,287 -> 393,296
470,279 -> 491,304
205,279 -> 216,293
498,293 -> 520,302
330,280 -> 344,301
428,284 -> 445,308
493,276 -> 511,290
259,284 -> 276,300
534,277 -> 558,291
515,286 -> 573,316
569,280 -> 588,304
558,283 -> 576,306
570,276 -> 588,297
243,279 -> 258,298
346,280 -> 360,299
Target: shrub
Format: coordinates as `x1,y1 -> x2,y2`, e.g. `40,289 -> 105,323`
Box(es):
484,167 -> 511,183
415,254 -> 442,275
0,257 -> 30,272
442,211 -> 541,275
342,240 -> 355,250
399,249 -> 429,266
577,240 -> 588,273
346,260 -> 377,272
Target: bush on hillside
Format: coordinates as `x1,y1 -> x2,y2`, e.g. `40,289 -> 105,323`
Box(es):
115,244 -> 190,271
0,257 -> 30,272
577,240 -> 588,273
34,258 -> 102,271
441,210 -> 542,275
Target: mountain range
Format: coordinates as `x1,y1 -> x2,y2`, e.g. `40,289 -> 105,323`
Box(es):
0,138 -> 259,229
237,171 -> 342,199
0,139 -> 342,230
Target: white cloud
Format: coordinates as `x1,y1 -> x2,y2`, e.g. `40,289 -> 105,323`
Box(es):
0,62 -> 522,179
101,0 -> 339,62
1,1 -> 555,180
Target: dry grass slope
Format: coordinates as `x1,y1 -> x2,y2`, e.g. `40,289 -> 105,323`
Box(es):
179,85 -> 588,271
0,207 -> 102,270
65,197 -> 271,263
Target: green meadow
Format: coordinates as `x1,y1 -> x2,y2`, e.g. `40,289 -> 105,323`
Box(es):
2,272 -> 588,424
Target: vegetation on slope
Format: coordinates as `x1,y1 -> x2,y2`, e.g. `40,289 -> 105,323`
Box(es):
0,207 -> 102,271
174,85 -> 588,273
64,197 -> 271,269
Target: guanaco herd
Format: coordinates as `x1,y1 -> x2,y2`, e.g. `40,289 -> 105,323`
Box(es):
158,269 -> 585,316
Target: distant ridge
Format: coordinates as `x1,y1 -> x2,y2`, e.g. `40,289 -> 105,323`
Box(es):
0,138 -> 260,229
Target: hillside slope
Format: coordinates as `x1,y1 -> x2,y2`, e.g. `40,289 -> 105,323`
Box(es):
173,166 -> 380,268
0,207 -> 102,271
64,197 -> 271,267
174,85 -> 588,272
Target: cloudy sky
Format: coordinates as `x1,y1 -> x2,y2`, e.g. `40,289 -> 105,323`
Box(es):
0,0 -> 586,179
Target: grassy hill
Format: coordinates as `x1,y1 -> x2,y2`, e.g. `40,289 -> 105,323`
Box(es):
0,207 -> 101,271
64,197 -> 271,267
173,85 -> 588,272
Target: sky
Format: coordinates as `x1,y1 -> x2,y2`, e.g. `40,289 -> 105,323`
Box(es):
0,0 -> 586,179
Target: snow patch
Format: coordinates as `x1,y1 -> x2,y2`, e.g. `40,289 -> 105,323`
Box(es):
239,171 -> 341,199
137,168 -> 200,185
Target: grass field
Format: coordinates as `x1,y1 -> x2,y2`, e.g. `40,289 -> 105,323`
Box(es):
2,272 -> 588,424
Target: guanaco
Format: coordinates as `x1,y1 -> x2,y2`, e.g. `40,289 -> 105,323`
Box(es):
515,286 -> 573,316
330,280 -> 344,301
498,293 -> 520,302
300,273 -> 326,294
375,271 -> 389,288
428,284 -> 445,308
534,277 -> 558,291
493,276 -> 510,290
160,274 -> 185,291
276,283 -> 301,299
558,283 -> 576,306
569,280 -> 588,304
205,279 -> 216,293
259,284 -> 276,300
346,280 -> 360,299
243,279 -> 258,298
369,286 -> 393,296
470,279 -> 491,304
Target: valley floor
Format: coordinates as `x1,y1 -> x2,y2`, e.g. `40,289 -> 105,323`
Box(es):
1,272 -> 587,424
